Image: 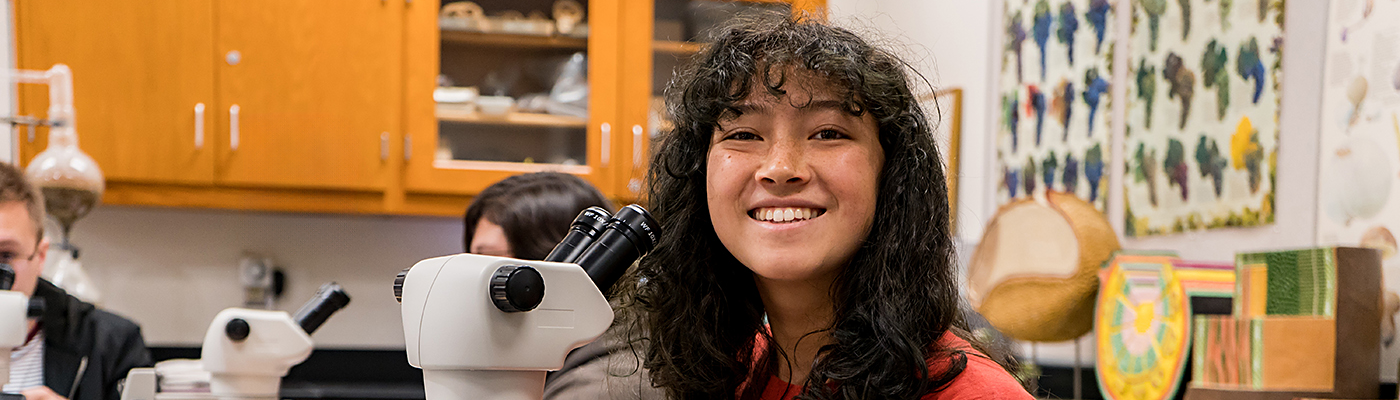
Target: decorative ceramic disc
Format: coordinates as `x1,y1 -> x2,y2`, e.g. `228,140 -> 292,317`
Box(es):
1095,254 -> 1191,400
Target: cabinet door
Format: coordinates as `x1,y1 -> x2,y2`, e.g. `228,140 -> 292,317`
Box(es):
215,0 -> 402,191
14,0 -> 216,185
402,0 -> 620,197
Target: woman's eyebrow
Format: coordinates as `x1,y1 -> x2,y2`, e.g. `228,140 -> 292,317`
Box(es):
731,102 -> 769,115
797,100 -> 853,114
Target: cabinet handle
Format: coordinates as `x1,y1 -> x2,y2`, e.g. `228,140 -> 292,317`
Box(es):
381,132 -> 389,161
600,122 -> 611,167
194,103 -> 206,149
632,124 -> 643,168
403,134 -> 412,162
25,116 -> 34,143
229,104 -> 240,151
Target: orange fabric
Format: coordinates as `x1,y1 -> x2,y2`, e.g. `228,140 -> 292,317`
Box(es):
754,332 -> 1032,400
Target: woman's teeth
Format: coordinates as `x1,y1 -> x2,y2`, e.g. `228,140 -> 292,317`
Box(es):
751,207 -> 823,223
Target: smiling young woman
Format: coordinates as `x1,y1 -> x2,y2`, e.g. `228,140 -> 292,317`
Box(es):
613,11 -> 1032,400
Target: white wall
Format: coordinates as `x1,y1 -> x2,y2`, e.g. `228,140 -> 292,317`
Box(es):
74,207 -> 464,347
829,0 -> 1330,368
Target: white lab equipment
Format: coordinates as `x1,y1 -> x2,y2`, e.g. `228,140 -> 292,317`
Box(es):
5,64 -> 105,303
1,264 -> 43,398
119,283 -> 350,400
394,205 -> 658,400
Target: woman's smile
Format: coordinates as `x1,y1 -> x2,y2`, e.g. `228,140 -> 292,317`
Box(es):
706,70 -> 883,284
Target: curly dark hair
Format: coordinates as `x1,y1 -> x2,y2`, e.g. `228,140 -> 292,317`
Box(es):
463,172 -> 614,260
615,11 -> 1021,400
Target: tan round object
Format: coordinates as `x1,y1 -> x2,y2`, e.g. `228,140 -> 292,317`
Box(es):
967,191 -> 1121,342
440,1 -> 484,20
553,0 -> 585,34
1360,225 -> 1397,260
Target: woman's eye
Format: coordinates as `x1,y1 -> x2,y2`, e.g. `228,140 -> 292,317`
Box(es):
813,129 -> 846,140
726,131 -> 761,141
0,252 -> 15,262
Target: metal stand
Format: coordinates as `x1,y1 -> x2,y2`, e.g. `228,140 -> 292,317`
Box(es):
1074,336 -> 1083,400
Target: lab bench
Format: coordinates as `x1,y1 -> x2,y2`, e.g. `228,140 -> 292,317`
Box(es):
151,348 -> 425,400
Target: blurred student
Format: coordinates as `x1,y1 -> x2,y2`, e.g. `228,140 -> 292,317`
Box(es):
459,172 -> 661,399
0,162 -> 151,400
462,172 -> 613,259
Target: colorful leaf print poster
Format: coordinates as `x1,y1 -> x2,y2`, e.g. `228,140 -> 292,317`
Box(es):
1124,0 -> 1282,237
1313,0 -> 1400,381
997,0 -> 1115,211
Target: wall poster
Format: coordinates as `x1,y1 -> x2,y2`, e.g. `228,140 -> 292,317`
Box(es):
997,0 -> 1116,211
1123,0 -> 1282,237
1314,0 -> 1400,380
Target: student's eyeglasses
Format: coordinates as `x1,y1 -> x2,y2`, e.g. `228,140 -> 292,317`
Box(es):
0,243 -> 41,266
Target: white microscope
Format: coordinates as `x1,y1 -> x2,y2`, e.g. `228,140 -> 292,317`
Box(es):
120,282 -> 351,400
2,265 -> 44,400
395,204 -> 659,400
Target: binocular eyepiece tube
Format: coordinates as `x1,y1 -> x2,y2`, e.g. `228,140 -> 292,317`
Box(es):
292,282 -> 352,335
0,263 -> 13,291
548,204 -> 660,294
543,206 -> 613,264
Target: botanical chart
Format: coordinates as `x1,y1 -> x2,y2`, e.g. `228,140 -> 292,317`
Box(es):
1124,0 -> 1282,236
997,0 -> 1115,211
1313,0 -> 1400,381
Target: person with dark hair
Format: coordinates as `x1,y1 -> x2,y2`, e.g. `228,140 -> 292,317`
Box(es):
0,162 -> 151,400
460,172 -> 660,399
462,172 -> 614,259
609,12 -> 1032,399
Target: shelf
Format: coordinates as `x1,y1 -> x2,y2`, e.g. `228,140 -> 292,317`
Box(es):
653,40 -> 703,55
436,106 -> 587,128
432,159 -> 592,174
440,29 -> 588,50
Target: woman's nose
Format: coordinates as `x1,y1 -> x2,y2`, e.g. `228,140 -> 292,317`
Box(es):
757,142 -> 808,187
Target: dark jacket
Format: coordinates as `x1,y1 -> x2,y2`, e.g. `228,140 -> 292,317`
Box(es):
34,279 -> 152,400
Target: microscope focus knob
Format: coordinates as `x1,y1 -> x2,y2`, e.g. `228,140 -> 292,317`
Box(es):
394,267 -> 411,303
490,265 -> 544,313
225,318 -> 251,342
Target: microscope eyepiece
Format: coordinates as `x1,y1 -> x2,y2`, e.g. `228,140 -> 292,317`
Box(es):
27,298 -> 44,318
544,206 -> 612,263
0,263 -> 14,291
292,282 -> 352,335
572,204 -> 660,295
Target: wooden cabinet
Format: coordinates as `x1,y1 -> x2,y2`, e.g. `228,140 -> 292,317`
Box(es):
215,0 -> 402,191
12,0 -> 822,216
14,0 -> 217,185
401,0 -> 620,198
408,0 -> 822,202
15,0 -> 402,193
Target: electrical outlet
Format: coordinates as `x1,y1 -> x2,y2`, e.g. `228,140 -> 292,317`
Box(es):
239,254 -> 283,309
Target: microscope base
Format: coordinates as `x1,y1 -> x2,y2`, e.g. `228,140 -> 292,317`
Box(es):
424,370 -> 545,400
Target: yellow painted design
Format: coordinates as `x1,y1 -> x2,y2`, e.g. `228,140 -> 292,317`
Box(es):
1247,265 -> 1269,317
1135,302 -> 1157,333
1231,116 -> 1257,170
1175,269 -> 1236,283
1096,256 -> 1190,400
